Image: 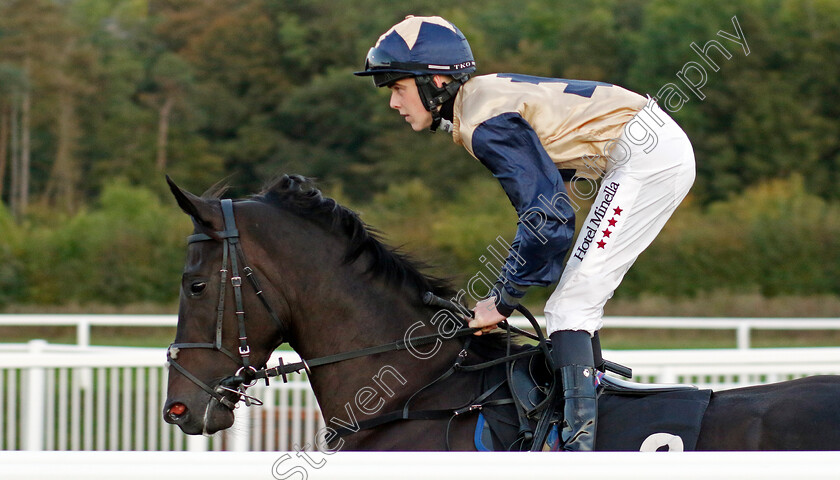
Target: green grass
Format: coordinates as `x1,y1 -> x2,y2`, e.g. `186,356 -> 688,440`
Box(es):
603,291 -> 840,318
0,326 -> 177,348
599,328 -> 840,350
0,302 -> 178,348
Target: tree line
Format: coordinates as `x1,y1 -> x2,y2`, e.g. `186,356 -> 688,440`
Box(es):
0,0 -> 838,307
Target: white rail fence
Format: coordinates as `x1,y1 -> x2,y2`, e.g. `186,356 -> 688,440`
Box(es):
0,341 -> 323,452
4,340 -> 840,451
3,313 -> 840,349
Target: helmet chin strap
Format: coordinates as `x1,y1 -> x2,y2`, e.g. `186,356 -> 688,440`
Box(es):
415,73 -> 470,132
437,117 -> 454,133
429,108 -> 453,133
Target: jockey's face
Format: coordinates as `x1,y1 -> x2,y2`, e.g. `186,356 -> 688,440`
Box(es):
388,78 -> 432,131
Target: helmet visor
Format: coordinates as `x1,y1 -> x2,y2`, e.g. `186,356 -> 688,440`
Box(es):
371,71 -> 414,88
354,47 -> 420,86
355,47 -> 416,74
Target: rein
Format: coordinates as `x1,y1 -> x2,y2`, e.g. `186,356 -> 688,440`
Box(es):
250,322 -> 478,384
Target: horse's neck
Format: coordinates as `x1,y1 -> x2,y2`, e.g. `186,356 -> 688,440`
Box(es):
296,277 -> 465,429
260,216 -> 465,430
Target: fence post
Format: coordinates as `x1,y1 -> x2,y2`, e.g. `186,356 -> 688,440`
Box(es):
76,318 -> 90,348
187,434 -> 209,452
660,366 -> 677,384
24,340 -> 47,451
77,317 -> 93,390
737,323 -> 751,350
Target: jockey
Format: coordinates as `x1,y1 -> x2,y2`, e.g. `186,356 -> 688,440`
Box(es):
355,15 -> 695,451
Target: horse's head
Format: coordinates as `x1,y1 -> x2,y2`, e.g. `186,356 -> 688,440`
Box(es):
162,177 -> 290,435
162,174 -> 475,443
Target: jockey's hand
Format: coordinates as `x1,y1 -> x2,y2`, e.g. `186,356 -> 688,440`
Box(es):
469,296 -> 507,335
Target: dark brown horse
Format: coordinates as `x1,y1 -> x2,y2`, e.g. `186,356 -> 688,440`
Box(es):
163,175 -> 840,451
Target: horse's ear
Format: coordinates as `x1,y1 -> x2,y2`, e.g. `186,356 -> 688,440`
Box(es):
166,175 -> 214,228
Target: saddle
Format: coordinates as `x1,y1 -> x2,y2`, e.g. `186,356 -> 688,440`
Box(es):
477,348 -> 703,451
509,351 -> 699,411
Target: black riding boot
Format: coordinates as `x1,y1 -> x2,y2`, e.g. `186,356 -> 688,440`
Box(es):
550,330 -> 598,451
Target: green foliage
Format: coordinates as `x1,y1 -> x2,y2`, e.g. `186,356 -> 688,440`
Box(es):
1,0 -> 836,204
0,204 -> 25,307
428,177 -> 519,277
356,175 -> 840,305
621,176 -> 840,298
351,176 -> 518,284
1,1 -> 839,307
18,181 -> 190,305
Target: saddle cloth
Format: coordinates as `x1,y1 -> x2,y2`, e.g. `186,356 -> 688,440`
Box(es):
474,355 -> 711,451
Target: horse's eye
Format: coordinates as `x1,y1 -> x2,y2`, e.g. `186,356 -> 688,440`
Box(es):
189,282 -> 207,296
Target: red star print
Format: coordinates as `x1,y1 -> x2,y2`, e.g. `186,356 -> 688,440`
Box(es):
613,206 -> 623,215
602,229 -> 612,238
597,240 -> 606,249
608,218 -> 617,227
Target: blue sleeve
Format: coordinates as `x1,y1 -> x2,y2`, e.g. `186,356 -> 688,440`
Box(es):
471,112 -> 576,306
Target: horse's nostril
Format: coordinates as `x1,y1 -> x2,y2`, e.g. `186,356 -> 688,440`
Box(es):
167,402 -> 187,420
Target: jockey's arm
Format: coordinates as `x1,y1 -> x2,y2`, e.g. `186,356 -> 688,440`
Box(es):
467,113 -> 575,334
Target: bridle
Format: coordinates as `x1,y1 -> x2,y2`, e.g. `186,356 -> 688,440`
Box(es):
167,199 -> 284,410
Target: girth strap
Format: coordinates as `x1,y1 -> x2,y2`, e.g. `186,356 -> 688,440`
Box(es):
331,409 -> 455,439
330,369 -> 516,446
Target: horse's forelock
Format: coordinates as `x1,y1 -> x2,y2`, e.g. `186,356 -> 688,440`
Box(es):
201,179 -> 232,199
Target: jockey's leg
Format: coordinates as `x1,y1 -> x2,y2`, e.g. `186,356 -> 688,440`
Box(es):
550,330 -> 598,451
544,102 -> 695,338
543,102 -> 695,451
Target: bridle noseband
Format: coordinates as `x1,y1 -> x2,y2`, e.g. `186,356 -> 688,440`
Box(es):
167,199 -> 284,410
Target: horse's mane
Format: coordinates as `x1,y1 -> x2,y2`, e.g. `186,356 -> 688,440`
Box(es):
256,174 -> 454,299
252,174 -> 521,356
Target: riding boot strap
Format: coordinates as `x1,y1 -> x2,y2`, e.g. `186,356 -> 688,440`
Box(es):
560,364 -> 598,451
591,331 -> 606,373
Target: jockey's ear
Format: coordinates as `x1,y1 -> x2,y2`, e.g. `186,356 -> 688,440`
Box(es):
166,175 -> 217,230
433,74 -> 453,88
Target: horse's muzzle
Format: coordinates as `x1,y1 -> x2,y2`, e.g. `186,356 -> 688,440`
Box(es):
163,396 -> 235,435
